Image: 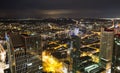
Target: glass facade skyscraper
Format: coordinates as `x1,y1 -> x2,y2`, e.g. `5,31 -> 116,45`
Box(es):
100,28 -> 114,69
8,33 -> 42,73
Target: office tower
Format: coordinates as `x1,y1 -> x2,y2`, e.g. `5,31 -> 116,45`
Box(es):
111,24 -> 120,73
70,27 -> 81,73
23,34 -> 42,73
111,34 -> 120,73
23,34 -> 42,54
100,28 -> 114,69
7,33 -> 25,73
7,33 -> 42,73
70,27 -> 81,50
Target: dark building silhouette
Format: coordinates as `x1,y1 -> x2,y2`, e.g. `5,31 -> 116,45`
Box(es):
71,35 -> 81,73
112,34 -> 120,73
7,33 -> 42,73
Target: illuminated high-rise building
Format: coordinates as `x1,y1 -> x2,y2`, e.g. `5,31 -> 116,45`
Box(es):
23,34 -> 42,73
111,24 -> 120,73
111,34 -> 120,73
7,33 -> 42,73
99,28 -> 114,69
69,27 -> 81,72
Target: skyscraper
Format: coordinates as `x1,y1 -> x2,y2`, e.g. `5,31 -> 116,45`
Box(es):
70,27 -> 81,73
112,34 -> 120,73
23,34 -> 42,73
100,28 -> 114,69
111,24 -> 120,73
8,33 -> 42,73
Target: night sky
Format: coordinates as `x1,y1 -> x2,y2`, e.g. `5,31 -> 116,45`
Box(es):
0,0 -> 120,18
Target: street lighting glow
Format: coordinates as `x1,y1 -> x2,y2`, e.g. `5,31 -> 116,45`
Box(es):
116,66 -> 120,70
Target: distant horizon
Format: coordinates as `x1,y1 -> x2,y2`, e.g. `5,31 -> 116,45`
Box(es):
0,9 -> 120,18
1,0 -> 120,18
0,17 -> 119,20
0,16 -> 120,19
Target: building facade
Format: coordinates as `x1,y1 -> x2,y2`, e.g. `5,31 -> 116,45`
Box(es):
111,34 -> 120,73
100,28 -> 114,69
8,33 -> 42,73
112,23 -> 120,73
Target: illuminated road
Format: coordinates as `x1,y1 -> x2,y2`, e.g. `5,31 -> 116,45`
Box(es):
81,42 -> 100,48
81,31 -> 100,39
41,31 -> 101,73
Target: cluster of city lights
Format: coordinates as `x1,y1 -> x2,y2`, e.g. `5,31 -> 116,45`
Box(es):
42,51 -> 64,73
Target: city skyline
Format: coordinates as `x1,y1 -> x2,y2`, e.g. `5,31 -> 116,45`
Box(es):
0,0 -> 120,73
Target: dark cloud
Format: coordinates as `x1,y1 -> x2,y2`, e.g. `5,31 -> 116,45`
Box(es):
0,0 -> 120,18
